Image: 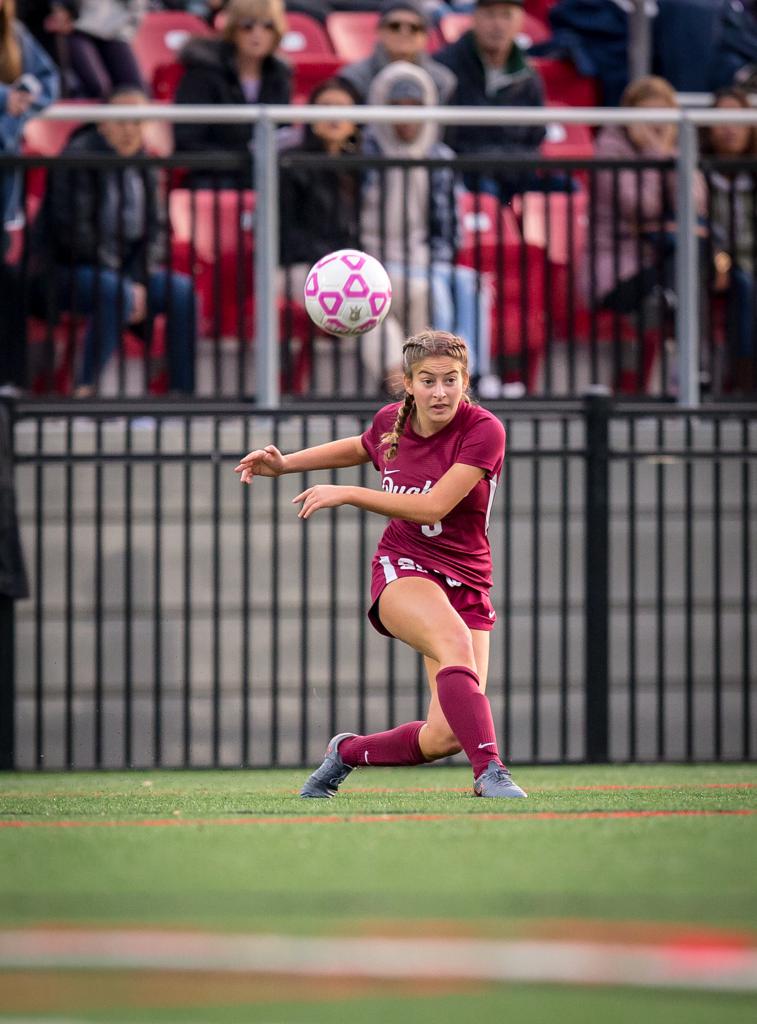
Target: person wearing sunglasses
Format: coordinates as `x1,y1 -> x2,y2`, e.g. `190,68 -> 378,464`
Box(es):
174,0 -> 291,188
338,0 -> 455,105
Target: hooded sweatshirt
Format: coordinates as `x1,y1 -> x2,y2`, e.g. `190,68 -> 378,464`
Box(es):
361,61 -> 459,266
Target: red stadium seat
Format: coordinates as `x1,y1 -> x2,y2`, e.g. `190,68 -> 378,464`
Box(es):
531,57 -> 600,106
525,0 -> 558,25
280,12 -> 335,55
280,12 -> 343,102
169,188 -> 256,338
132,11 -> 213,88
457,191 -> 546,390
152,61 -> 185,102
291,55 -> 346,104
22,112 -> 80,156
169,188 -> 312,391
326,12 -> 379,62
514,189 -> 662,393
22,103 -> 87,217
541,110 -> 595,159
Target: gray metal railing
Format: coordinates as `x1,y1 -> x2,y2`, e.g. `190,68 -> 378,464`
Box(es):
27,102 -> 757,407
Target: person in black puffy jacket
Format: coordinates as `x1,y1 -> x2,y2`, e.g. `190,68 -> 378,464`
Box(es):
174,0 -> 291,187
434,0 -> 545,200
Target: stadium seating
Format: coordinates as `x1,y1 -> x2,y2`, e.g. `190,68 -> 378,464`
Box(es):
541,105 -> 595,159
532,56 -> 600,106
281,11 -> 336,55
279,13 -> 344,102
515,189 -> 663,392
326,11 -> 379,61
525,0 -> 559,25
457,190 -> 546,390
168,188 -> 312,391
132,10 -> 212,89
169,188 -> 256,339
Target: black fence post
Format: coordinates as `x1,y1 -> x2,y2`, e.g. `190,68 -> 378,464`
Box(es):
585,389 -> 611,762
0,398 -> 28,771
0,595 -> 13,770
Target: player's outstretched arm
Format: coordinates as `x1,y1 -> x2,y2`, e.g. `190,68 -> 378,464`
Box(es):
235,436 -> 370,484
293,462 -> 485,523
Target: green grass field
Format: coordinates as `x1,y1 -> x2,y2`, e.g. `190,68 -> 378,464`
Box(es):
1,763 -> 756,1022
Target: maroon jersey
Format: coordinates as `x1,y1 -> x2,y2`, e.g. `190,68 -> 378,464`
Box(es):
360,401 -> 506,592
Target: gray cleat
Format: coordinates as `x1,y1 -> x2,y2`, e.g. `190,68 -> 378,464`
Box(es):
473,760 -> 527,798
300,733 -> 357,798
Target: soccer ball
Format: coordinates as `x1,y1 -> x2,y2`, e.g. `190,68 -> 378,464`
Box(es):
304,249 -> 392,336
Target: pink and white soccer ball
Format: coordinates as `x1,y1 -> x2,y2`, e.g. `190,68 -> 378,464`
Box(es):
304,249 -> 392,336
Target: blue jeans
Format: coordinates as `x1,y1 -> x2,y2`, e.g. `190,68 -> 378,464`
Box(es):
58,266 -> 196,392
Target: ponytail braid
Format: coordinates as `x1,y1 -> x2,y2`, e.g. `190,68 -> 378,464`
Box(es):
381,392 -> 414,461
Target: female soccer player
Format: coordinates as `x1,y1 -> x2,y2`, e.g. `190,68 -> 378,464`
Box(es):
234,330 -> 526,799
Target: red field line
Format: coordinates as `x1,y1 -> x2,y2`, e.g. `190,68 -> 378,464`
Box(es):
2,808 -> 756,829
346,782 -> 757,794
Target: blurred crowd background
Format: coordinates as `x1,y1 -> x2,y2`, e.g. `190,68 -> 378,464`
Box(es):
0,0 -> 755,400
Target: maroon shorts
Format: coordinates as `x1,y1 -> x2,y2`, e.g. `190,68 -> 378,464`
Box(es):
368,551 -> 496,638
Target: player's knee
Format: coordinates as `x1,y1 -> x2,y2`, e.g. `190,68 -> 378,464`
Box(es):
438,626 -> 475,668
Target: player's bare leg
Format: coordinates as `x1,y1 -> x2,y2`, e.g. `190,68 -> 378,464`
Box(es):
378,578 -> 525,797
301,580 -> 525,798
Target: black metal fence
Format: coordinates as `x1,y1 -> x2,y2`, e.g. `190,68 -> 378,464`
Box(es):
2,396 -> 754,770
2,148 -> 755,401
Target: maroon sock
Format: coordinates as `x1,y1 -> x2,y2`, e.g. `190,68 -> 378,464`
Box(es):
435,665 -> 504,778
339,721 -> 427,767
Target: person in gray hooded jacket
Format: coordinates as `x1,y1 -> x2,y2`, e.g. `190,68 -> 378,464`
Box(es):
361,61 -> 490,376
338,0 -> 455,104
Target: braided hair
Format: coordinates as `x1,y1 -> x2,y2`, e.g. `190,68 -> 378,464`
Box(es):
381,329 -> 471,461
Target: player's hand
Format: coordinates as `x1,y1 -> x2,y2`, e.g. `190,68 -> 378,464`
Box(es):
234,444 -> 287,483
292,484 -> 350,519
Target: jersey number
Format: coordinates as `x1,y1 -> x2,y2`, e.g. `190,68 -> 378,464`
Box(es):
421,521 -> 443,538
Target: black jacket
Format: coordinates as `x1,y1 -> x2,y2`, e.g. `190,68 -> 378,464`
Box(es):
434,31 -> 545,156
37,124 -> 163,281
278,135 -> 361,266
174,37 -> 291,185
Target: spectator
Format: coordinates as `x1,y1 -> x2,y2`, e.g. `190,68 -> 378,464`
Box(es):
1,0 -> 59,228
591,76 -> 706,324
434,0 -> 545,200
338,0 -> 455,104
174,0 -> 291,188
35,86 -> 196,396
279,77 -> 361,270
590,76 -> 708,392
702,86 -> 757,393
279,77 -> 405,390
361,61 -> 490,377
40,1 -> 146,99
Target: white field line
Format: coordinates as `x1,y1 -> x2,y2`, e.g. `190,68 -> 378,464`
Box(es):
1,930 -> 756,993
